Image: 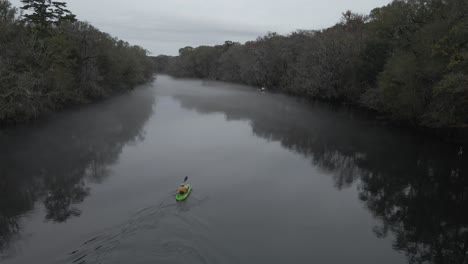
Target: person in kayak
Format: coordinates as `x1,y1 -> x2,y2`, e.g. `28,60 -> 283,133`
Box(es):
177,184 -> 189,195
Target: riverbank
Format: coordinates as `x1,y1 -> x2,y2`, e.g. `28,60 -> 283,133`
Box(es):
153,0 -> 467,139
157,74 -> 468,144
2,75 -> 466,264
0,0 -> 155,124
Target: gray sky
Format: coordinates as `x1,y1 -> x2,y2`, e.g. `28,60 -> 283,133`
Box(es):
10,0 -> 392,55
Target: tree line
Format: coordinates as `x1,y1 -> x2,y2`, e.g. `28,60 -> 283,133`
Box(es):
154,0 -> 468,129
0,0 -> 154,123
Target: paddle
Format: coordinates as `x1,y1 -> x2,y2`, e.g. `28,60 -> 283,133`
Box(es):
183,176 -> 188,183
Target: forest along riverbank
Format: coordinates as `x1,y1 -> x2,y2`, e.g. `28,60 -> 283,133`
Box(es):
153,0 -> 468,142
0,0 -> 154,124
1,75 -> 466,264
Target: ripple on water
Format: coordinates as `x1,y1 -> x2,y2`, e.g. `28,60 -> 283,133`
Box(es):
62,195 -> 236,264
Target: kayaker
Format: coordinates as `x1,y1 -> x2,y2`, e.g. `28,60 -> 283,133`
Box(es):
177,184 -> 189,195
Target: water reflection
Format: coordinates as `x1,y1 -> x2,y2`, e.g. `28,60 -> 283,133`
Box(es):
169,78 -> 468,264
0,85 -> 155,254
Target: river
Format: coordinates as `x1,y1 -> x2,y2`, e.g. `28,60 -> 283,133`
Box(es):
1,75 -> 466,264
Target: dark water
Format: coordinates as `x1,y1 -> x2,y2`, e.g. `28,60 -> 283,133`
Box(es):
1,75 -> 467,264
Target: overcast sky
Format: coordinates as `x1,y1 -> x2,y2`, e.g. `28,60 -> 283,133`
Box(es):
10,0 -> 392,55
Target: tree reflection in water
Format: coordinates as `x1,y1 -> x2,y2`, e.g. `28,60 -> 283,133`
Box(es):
0,85 -> 155,254
171,79 -> 468,264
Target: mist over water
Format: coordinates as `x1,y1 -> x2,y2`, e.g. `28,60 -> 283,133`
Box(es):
1,76 -> 466,264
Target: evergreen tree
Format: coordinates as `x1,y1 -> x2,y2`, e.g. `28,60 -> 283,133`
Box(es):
20,0 -> 75,28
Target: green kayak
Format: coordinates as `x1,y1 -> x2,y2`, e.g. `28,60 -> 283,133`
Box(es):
176,184 -> 191,201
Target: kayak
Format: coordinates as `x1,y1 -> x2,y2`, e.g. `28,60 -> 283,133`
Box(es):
176,184 -> 192,201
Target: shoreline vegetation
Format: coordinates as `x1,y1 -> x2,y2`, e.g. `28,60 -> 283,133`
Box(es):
153,0 -> 467,142
0,0 -> 154,124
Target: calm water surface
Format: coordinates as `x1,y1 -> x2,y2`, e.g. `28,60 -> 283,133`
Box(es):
1,75 -> 467,264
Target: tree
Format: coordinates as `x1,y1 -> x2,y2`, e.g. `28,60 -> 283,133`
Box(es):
0,0 -> 17,25
20,0 -> 76,28
426,73 -> 468,127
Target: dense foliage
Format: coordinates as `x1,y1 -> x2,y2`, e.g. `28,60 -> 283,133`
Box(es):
0,0 -> 154,123
155,0 -> 468,128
